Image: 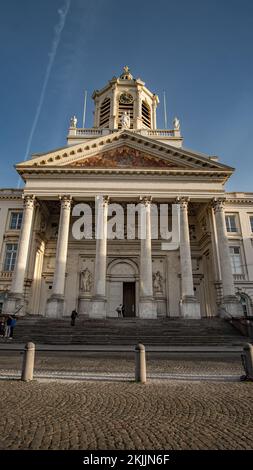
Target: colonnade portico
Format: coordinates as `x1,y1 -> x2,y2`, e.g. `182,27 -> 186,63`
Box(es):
4,192 -> 243,320
5,68 -> 245,321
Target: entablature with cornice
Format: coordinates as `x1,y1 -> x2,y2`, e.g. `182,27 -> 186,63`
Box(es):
16,130 -> 233,185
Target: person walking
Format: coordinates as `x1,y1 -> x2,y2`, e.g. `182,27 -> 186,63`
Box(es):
9,316 -> 17,340
70,309 -> 78,326
0,317 -> 5,337
4,315 -> 12,339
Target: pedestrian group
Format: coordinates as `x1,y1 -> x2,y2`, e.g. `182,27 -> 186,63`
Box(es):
0,315 -> 17,340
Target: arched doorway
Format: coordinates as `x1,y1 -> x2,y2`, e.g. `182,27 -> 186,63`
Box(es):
107,259 -> 138,317
238,292 -> 252,317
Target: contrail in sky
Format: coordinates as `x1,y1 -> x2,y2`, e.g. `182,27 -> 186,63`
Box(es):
18,0 -> 71,186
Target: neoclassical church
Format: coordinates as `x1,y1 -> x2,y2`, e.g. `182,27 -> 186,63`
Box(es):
1,67 -> 253,320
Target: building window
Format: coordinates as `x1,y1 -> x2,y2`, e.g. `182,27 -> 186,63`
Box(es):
142,101 -> 151,128
249,216 -> 253,233
229,246 -> 243,274
225,215 -> 237,233
9,212 -> 23,230
99,97 -> 111,127
3,243 -> 18,272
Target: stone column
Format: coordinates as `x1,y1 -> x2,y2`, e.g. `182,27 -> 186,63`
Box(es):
178,197 -> 200,319
93,97 -> 100,128
4,195 -> 36,315
135,87 -> 143,129
109,84 -> 117,129
151,96 -> 157,130
212,198 -> 243,317
90,196 -> 109,318
46,196 -> 72,318
139,197 -> 157,318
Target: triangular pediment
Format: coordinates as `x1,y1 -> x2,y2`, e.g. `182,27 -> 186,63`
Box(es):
16,129 -> 234,179
62,146 -> 185,169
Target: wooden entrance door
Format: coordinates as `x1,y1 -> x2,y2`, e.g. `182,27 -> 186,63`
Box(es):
123,282 -> 135,317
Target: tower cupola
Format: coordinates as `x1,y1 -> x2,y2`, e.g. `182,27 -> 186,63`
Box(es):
92,66 -> 159,131
67,67 -> 182,148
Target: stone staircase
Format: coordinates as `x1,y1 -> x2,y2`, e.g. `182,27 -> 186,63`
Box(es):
12,316 -> 250,346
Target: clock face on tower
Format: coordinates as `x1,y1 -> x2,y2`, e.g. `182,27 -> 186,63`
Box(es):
119,92 -> 133,104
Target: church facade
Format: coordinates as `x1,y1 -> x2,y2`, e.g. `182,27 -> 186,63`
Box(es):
1,67 -> 253,320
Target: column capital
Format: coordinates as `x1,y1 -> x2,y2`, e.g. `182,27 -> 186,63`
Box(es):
211,198 -> 226,213
175,196 -> 190,209
59,195 -> 72,210
103,195 -> 110,206
140,196 -> 152,206
22,194 -> 36,209
95,195 -> 110,207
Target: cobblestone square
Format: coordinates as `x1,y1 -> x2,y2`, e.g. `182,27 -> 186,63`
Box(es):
0,375 -> 252,450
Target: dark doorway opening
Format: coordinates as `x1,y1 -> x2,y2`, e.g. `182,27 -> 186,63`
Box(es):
123,282 -> 136,317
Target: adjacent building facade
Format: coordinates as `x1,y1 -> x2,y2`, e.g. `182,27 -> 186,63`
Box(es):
1,67 -> 253,319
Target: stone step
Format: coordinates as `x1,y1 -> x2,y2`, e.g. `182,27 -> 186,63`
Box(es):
11,316 -> 248,346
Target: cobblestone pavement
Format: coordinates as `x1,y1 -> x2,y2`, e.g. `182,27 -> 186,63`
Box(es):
0,351 -> 244,375
0,380 -> 252,450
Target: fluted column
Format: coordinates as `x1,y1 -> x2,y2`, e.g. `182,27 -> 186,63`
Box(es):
178,197 -> 200,319
212,198 -> 243,317
4,195 -> 36,315
46,196 -> 72,318
139,197 -> 157,318
90,196 -> 109,318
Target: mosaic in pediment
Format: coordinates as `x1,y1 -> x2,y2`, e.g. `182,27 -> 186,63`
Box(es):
69,147 -> 181,169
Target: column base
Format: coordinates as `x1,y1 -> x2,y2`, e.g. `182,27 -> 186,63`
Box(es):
45,295 -> 64,319
90,298 -> 107,319
139,298 -> 157,319
180,296 -> 201,319
3,293 -> 25,316
219,296 -> 244,318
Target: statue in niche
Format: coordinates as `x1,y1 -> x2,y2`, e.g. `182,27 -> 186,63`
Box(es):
80,267 -> 92,292
153,271 -> 164,293
120,111 -> 130,129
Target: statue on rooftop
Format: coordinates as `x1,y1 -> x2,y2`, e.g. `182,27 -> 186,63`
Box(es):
70,115 -> 77,128
173,116 -> 180,131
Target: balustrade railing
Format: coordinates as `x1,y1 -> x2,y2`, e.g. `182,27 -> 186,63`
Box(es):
233,274 -> 246,281
0,271 -> 13,279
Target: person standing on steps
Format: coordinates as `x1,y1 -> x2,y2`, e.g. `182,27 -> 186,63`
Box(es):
70,309 -> 78,326
9,316 -> 17,340
4,315 -> 12,339
116,304 -> 125,318
121,304 -> 125,318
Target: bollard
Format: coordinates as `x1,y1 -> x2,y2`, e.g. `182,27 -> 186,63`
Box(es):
135,343 -> 146,383
241,343 -> 253,381
21,342 -> 35,382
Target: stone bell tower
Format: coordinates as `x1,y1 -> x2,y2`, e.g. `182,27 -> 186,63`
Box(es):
67,67 -> 182,147
92,66 -> 159,131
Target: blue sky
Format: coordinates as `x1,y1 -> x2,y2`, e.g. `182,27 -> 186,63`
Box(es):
0,0 -> 253,191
